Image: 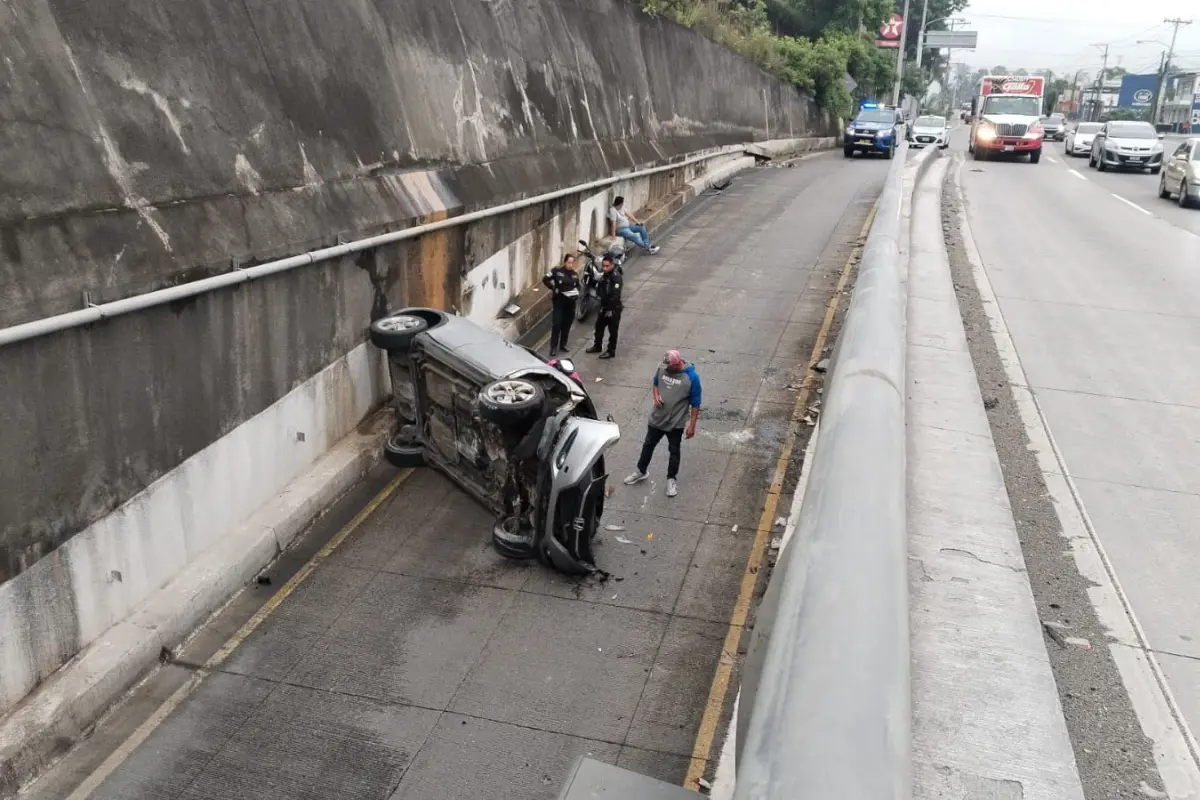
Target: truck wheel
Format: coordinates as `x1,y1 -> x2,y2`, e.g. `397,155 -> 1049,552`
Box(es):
383,431 -> 426,469
369,312 -> 429,352
843,147 -> 854,158
1029,149 -> 1042,164
885,143 -> 895,160
479,378 -> 545,427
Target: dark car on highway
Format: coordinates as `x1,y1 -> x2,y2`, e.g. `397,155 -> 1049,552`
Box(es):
843,103 -> 902,159
370,308 -> 621,574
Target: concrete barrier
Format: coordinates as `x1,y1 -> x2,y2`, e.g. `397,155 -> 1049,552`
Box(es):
733,144 -> 935,799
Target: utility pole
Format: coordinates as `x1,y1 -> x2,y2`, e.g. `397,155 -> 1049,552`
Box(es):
914,0 -> 931,70
1090,43 -> 1109,122
1157,18 -> 1193,125
893,0 -> 912,105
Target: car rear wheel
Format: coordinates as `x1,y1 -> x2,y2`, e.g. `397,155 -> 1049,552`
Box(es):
1160,174 -> 1172,199
369,312 -> 429,352
479,378 -> 545,426
383,430 -> 426,469
1097,156 -> 1107,172
1182,183 -> 1195,209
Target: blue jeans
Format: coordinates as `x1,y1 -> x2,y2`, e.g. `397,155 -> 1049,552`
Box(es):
616,224 -> 652,251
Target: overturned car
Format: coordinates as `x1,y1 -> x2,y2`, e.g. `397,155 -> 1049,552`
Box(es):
369,307 -> 620,574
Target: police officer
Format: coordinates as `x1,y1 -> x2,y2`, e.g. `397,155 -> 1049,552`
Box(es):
543,253 -> 580,356
586,255 -> 622,359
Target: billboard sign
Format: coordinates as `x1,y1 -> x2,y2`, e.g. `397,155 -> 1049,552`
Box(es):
876,14 -> 903,48
980,76 -> 1045,96
923,30 -> 978,49
1118,74 -> 1158,108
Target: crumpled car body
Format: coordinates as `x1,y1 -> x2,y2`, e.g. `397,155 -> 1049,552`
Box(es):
369,307 -> 621,574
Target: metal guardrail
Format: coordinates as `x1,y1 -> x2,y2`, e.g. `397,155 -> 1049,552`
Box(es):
0,145 -> 753,349
733,144 -> 915,799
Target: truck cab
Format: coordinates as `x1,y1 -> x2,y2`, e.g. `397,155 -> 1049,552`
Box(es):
969,76 -> 1047,163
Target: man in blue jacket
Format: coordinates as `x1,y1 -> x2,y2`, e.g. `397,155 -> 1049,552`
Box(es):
624,350 -> 701,498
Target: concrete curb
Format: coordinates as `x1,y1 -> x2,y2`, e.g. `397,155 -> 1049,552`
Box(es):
0,410 -> 392,798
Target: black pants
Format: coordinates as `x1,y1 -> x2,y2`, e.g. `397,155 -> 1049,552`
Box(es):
637,425 -> 684,479
593,309 -> 621,354
551,298 -> 575,350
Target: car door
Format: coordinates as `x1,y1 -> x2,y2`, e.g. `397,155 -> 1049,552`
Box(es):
1168,142 -> 1190,189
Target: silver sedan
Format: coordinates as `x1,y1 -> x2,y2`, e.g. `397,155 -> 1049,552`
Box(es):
1158,137 -> 1200,208
1063,122 -> 1102,157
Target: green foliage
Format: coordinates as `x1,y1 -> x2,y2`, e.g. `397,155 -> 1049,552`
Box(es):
639,0 -> 897,119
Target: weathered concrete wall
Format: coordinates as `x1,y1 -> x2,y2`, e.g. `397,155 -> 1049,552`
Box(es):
0,0 -> 832,721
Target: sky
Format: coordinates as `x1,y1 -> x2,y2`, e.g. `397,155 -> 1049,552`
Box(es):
943,0 -> 1200,79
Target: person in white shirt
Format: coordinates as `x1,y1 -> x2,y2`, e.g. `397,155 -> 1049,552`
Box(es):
608,196 -> 659,254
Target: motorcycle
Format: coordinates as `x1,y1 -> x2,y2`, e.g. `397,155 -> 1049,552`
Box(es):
547,356 -> 583,387
574,239 -> 626,322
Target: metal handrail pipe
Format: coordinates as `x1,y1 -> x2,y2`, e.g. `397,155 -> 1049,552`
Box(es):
0,145 -> 749,348
734,144 -> 913,799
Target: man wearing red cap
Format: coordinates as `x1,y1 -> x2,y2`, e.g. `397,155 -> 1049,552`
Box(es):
624,350 -> 702,498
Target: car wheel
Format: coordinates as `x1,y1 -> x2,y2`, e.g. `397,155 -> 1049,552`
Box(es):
369,312 -> 430,352
844,147 -> 854,158
1182,183 -> 1195,209
1097,156 -> 1107,172
1150,166 -> 1161,176
383,431 -> 426,469
1159,174 -> 1171,199
973,147 -> 986,161
479,378 -> 545,426
1029,149 -> 1041,164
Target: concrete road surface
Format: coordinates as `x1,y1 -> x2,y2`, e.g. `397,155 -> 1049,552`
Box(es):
20,151 -> 887,800
947,126 -> 1200,797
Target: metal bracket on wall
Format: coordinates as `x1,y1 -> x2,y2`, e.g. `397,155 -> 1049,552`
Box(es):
231,257 -> 244,272
81,291 -> 98,309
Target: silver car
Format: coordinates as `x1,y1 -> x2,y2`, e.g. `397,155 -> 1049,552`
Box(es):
370,308 -> 621,574
1089,120 -> 1166,173
908,115 -> 949,149
1064,122 -> 1102,157
1158,138 -> 1200,208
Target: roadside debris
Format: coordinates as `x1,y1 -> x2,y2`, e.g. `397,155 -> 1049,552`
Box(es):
614,536 -> 633,544
774,516 -> 788,528
770,537 -> 782,551
731,524 -> 739,533
813,358 -> 830,373
604,524 -> 626,532
698,777 -> 713,791
1042,620 -> 1089,649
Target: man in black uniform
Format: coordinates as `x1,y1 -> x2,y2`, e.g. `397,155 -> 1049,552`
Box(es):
586,255 -> 622,359
543,253 -> 580,356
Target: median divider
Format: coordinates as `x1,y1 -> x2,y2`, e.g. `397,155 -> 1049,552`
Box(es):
733,142 -> 937,799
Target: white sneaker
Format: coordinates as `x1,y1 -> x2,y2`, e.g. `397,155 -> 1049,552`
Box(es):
666,478 -> 678,497
649,245 -> 661,254
624,471 -> 648,486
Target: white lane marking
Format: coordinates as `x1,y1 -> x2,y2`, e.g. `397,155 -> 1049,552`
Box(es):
1046,156 -> 1059,164
1111,193 -> 1153,216
953,155 -> 1200,799
1069,169 -> 1087,181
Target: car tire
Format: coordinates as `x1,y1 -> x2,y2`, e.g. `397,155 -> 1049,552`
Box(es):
1150,166 -> 1161,176
1030,149 -> 1042,164
383,431 -> 426,469
478,378 -> 545,427
843,147 -> 854,158
369,312 -> 430,352
1182,183 -> 1195,209
1159,174 -> 1172,199
1097,155 -> 1107,172
973,146 -> 987,161
885,143 -> 895,160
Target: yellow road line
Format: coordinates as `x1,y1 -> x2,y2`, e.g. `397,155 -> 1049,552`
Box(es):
66,468 -> 413,800
683,206 -> 878,790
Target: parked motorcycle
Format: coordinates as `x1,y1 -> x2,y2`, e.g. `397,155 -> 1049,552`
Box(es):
547,356 -> 583,387
574,239 -> 626,322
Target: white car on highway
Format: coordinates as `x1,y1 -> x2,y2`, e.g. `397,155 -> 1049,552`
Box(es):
1063,122 -> 1102,157
1158,137 -> 1200,208
1088,120 -> 1165,174
908,115 -> 949,149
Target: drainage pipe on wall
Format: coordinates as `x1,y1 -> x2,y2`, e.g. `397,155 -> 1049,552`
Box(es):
733,144 -> 913,799
0,145 -> 750,348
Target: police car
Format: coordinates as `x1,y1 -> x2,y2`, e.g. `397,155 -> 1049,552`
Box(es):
843,102 -> 903,159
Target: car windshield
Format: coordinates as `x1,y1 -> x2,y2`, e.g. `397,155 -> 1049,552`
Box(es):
914,116 -> 946,128
854,109 -> 894,124
983,96 -> 1042,116
1042,116 -> 1063,124
1107,123 -> 1156,139
1075,123 -> 1102,134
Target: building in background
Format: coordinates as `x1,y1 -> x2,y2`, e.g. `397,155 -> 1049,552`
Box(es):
1160,72 -> 1199,132
1079,80 -> 1122,121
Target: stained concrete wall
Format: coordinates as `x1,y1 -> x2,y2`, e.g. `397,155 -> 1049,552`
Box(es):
0,0 -> 832,718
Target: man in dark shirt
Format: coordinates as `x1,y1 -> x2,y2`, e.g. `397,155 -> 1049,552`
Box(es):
586,255 -> 622,359
543,253 -> 580,356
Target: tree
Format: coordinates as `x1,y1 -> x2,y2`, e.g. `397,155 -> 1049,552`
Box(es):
765,0 -> 894,39
1102,66 -> 1127,81
1044,78 -> 1071,116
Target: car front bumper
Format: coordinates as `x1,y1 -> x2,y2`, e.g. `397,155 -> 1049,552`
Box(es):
1099,150 -> 1163,169
910,134 -> 946,148
844,133 -> 894,153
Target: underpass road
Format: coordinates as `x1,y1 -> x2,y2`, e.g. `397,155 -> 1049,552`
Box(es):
21,150 -> 888,800
949,125 -> 1200,795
